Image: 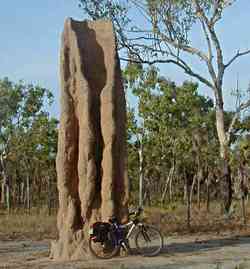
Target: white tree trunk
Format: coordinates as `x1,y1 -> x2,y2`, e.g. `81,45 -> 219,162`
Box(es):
138,141 -> 144,208
215,95 -> 232,213
216,107 -> 228,159
6,183 -> 10,213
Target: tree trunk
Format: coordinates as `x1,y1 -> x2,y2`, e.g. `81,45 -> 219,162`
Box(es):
241,196 -> 246,225
2,172 -> 10,213
161,166 -> 174,205
47,175 -> 52,216
206,182 -> 210,212
143,182 -> 151,206
185,172 -> 191,230
197,169 -> 203,209
169,170 -> 174,202
215,100 -> 232,214
26,175 -> 30,213
6,182 -> 10,213
1,181 -> 5,204
190,174 -> 197,205
239,163 -> 248,225
161,175 -> 169,206
50,19 -> 129,261
138,139 -> 144,208
183,183 -> 187,203
1,158 -> 10,213
21,181 -> 25,207
206,173 -> 212,213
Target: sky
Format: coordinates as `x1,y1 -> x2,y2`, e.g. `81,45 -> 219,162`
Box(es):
0,0 -> 250,118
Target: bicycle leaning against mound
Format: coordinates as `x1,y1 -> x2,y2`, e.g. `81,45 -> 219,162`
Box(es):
88,207 -> 164,259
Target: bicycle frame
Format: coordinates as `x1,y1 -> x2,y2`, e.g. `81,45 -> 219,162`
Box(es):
120,220 -> 144,240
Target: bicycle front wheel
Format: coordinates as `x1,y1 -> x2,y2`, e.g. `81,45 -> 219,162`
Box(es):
135,224 -> 163,256
89,231 -> 120,259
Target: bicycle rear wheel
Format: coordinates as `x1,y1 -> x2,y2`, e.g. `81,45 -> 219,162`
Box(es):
135,224 -> 163,256
89,231 -> 120,259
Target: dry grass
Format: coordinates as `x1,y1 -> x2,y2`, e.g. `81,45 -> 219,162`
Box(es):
144,201 -> 250,237
0,208 -> 57,240
1,201 -> 250,241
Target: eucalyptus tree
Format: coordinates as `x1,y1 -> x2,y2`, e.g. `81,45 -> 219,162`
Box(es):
79,0 -> 250,212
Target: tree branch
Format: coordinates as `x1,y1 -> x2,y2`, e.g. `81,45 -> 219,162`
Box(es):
226,99 -> 250,142
225,49 -> 250,69
155,28 -> 209,62
210,1 -> 222,26
120,55 -> 214,89
200,19 -> 213,62
193,0 -> 225,88
199,18 -> 217,85
128,0 -> 210,64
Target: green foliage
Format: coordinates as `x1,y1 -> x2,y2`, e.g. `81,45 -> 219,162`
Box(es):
79,0 -> 126,20
124,64 -> 221,203
124,63 -> 250,207
78,0 -> 130,44
0,78 -> 58,210
232,134 -> 250,164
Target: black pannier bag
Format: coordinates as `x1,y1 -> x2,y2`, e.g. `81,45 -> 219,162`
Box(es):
90,222 -> 111,243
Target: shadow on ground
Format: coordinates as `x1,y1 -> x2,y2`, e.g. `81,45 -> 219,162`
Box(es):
1,235 -> 250,268
162,235 -> 250,255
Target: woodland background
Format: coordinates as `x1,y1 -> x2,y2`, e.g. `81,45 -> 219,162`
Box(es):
1,0 -> 250,237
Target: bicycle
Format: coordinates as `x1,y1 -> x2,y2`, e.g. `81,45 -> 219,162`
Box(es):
88,207 -> 163,259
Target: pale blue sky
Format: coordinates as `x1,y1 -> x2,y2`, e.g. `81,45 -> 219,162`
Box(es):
0,1 -> 249,118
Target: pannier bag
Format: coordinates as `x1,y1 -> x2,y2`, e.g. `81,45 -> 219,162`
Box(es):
89,222 -> 111,243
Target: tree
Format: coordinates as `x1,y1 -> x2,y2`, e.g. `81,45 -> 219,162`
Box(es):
80,0 -> 250,213
124,64 -> 219,209
0,77 -> 58,212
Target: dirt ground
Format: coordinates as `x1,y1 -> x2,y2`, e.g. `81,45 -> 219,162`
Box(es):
1,233 -> 250,269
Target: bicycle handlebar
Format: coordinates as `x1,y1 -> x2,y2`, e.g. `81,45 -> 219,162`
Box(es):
128,207 -> 143,217
108,207 -> 143,224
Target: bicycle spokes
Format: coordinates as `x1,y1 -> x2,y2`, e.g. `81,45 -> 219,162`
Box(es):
142,228 -> 151,242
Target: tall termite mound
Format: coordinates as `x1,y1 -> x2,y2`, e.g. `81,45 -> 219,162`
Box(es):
50,18 -> 129,261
